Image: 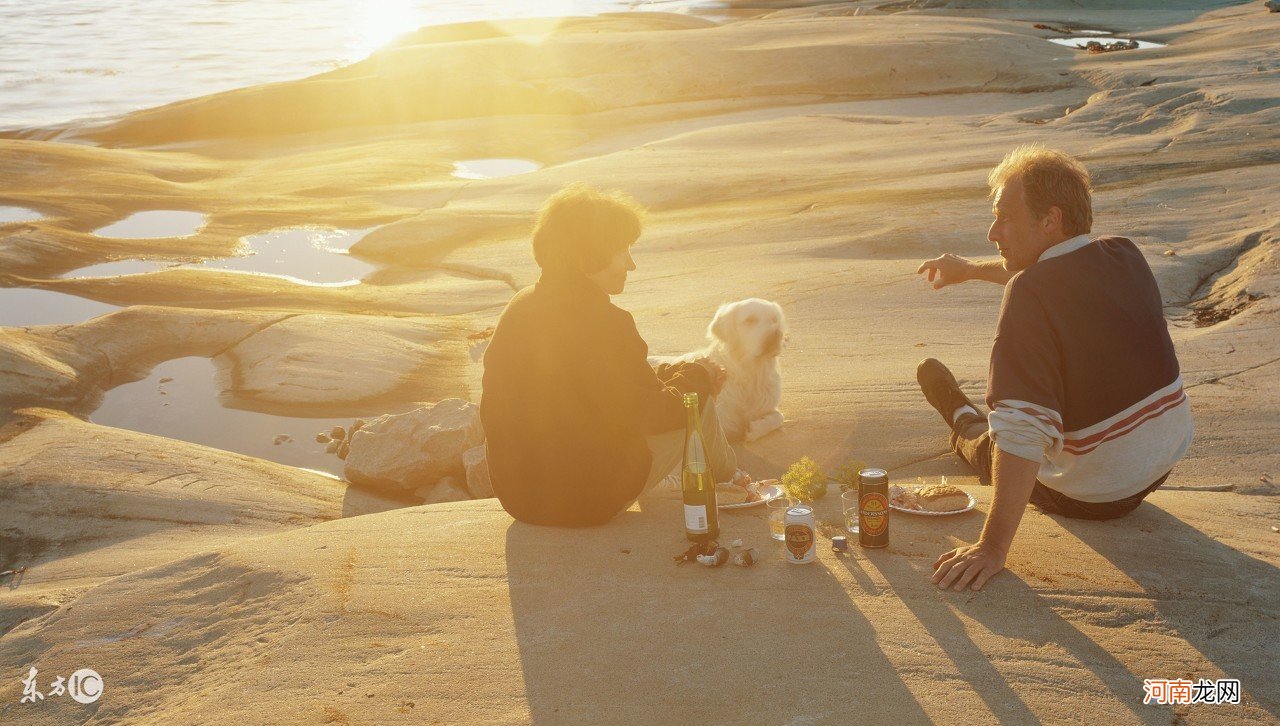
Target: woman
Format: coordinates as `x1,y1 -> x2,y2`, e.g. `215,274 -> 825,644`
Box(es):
480,183 -> 738,527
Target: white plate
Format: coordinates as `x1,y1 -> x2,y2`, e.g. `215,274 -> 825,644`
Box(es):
719,482 -> 784,510
889,485 -> 977,516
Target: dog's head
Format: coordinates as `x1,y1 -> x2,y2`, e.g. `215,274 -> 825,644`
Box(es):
708,298 -> 787,359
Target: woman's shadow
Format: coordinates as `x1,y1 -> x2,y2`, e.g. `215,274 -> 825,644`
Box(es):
503,499 -> 932,724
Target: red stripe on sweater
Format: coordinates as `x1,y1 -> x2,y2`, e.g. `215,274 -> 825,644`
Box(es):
1063,390 -> 1186,455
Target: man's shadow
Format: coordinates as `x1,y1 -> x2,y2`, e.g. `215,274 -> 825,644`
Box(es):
1061,503 -> 1280,718
503,500 -> 932,724
861,500 -> 1279,723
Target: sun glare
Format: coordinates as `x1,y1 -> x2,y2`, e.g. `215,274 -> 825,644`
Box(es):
353,0 -> 420,56
351,1 -> 594,55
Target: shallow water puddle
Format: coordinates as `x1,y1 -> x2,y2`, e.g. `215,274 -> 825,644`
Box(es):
91,356 -> 365,477
0,205 -> 44,224
94,210 -> 207,239
63,226 -> 378,284
200,227 -> 377,285
1048,37 -> 1166,51
452,158 -> 542,180
0,288 -> 119,327
61,259 -> 177,279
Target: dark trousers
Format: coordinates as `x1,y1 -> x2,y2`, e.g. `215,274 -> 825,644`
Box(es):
949,413 -> 1168,521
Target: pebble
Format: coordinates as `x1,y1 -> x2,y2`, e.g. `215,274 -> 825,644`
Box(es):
273,434 -> 292,445
316,432 -> 331,444
330,426 -> 347,441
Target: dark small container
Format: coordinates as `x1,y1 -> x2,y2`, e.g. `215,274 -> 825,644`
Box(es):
858,468 -> 890,549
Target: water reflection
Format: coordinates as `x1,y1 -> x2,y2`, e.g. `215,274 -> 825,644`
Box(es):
91,356 -> 370,476
94,210 -> 207,239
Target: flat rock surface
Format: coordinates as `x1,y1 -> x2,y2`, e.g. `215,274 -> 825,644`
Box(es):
1,0 -> 1277,722
1,490 -> 1277,724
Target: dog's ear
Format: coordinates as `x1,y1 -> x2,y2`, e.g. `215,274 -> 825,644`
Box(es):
708,303 -> 736,344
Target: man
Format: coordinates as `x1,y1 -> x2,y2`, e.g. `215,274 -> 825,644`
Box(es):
915,145 -> 1193,591
480,183 -> 737,527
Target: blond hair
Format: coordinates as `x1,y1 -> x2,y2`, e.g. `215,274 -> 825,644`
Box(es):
531,183 -> 646,273
988,145 -> 1093,236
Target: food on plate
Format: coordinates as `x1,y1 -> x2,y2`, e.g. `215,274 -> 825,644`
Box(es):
915,484 -> 970,512
715,482 -> 752,504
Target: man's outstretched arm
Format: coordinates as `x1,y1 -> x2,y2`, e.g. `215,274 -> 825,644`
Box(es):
917,253 -> 1015,289
931,447 -> 1039,591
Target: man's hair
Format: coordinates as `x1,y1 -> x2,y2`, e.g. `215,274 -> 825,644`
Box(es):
531,183 -> 646,273
988,145 -> 1093,236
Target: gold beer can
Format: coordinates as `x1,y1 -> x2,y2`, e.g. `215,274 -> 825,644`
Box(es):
783,505 -> 817,564
858,468 -> 890,548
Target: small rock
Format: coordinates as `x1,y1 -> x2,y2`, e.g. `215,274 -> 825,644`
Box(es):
325,440 -> 340,454
316,433 -> 331,444
337,439 -> 351,461
463,445 -> 493,498
273,434 -> 292,445
159,377 -> 174,383
330,426 -> 347,441
1267,0 -> 1280,12
1163,249 -> 1176,256
352,418 -> 366,433
414,476 -> 471,504
344,399 -> 484,496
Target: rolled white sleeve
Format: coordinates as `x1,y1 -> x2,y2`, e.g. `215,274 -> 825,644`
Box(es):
988,399 -> 1064,463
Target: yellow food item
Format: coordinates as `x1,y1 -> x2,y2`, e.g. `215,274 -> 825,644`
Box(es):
916,484 -> 969,512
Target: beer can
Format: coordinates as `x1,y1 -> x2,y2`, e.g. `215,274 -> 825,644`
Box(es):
858,468 -> 890,548
783,505 -> 817,564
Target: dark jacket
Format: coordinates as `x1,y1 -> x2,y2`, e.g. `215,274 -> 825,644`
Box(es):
479,269 -> 713,527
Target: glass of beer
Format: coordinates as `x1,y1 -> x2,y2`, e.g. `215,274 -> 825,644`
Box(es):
842,490 -> 860,535
766,497 -> 790,541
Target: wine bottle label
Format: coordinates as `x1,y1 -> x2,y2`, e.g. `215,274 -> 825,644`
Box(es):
684,504 -> 709,533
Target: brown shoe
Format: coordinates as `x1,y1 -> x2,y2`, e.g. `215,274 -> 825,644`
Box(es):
916,358 -> 980,430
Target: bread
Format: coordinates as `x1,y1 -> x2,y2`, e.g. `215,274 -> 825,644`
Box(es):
715,482 -> 751,505
916,484 -> 969,512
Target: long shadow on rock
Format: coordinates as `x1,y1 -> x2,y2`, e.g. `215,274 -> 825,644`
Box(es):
505,500 -> 932,724
1062,504 -> 1280,718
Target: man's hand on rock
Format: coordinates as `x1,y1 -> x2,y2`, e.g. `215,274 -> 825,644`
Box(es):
931,541 -> 1006,591
917,253 -> 974,289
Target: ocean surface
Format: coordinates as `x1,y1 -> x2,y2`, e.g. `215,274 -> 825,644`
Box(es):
0,0 -> 722,131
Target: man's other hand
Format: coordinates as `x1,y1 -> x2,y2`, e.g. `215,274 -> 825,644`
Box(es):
693,357 -> 728,396
917,253 -> 974,289
932,542 -> 1006,591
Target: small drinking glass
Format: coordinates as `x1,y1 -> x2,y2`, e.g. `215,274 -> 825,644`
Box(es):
766,497 -> 790,541
841,490 -> 860,535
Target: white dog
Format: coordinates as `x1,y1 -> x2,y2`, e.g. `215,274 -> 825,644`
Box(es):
654,298 -> 787,442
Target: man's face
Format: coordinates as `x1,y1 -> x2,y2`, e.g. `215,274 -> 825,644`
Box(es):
987,177 -> 1056,273
586,246 -> 636,296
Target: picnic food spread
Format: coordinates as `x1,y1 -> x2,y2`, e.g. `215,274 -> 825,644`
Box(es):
892,483 -> 970,513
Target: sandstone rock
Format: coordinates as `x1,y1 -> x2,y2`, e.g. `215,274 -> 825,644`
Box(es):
463,444 -> 493,499
413,475 -> 471,504
343,398 -> 483,496
316,432 -> 331,444
213,314 -> 472,414
330,426 -> 346,441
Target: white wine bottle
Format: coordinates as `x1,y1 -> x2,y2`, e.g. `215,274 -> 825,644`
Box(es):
682,393 -> 719,543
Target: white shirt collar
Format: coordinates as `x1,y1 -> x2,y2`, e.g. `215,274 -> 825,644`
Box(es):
1037,233 -> 1093,263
